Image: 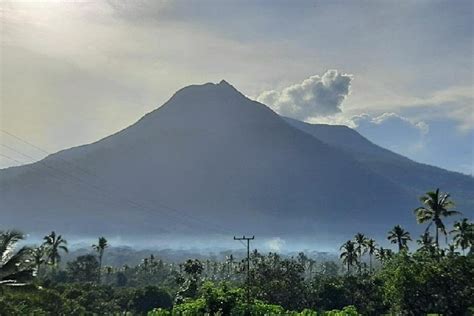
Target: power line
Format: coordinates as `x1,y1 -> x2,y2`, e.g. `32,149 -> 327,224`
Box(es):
1,144 -> 37,161
1,145 -> 174,231
1,129 -> 228,231
0,152 -> 120,215
3,143 -> 222,233
0,130 -> 232,234
1,149 -> 84,186
0,153 -> 25,165
1,129 -> 50,155
1,129 -> 98,177
234,235 -> 255,305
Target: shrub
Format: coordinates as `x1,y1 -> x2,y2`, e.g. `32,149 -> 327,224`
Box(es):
130,286 -> 173,314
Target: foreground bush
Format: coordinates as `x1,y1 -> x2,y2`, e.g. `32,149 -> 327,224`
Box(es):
379,252 -> 474,315
149,305 -> 358,316
148,282 -> 359,315
0,284 -> 173,315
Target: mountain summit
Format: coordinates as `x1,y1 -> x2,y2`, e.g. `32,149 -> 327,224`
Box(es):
137,80 -> 279,129
1,81 -> 472,243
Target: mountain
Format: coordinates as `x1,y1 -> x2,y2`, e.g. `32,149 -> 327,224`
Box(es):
1,81 -> 472,244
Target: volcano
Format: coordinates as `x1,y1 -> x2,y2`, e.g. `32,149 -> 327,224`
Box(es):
1,81 -> 472,243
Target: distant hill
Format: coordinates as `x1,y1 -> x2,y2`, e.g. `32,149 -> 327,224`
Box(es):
1,81 -> 472,243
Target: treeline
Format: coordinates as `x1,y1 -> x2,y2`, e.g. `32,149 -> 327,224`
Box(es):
0,188 -> 473,315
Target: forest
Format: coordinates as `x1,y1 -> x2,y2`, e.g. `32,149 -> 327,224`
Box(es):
0,189 -> 472,315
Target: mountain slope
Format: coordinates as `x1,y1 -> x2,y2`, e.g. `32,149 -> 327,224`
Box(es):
284,117 -> 474,212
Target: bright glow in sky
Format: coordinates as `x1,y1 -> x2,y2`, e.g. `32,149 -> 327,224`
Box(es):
1,0 -> 473,174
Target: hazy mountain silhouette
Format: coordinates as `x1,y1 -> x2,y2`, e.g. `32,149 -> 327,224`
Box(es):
1,81 -> 472,242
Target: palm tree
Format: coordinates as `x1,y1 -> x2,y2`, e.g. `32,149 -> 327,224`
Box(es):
225,254 -> 235,276
365,239 -> 377,272
92,236 -> 108,283
31,246 -> 46,277
43,231 -> 68,269
445,244 -> 459,257
353,233 -> 368,257
376,247 -> 394,264
0,230 -> 34,287
414,188 -> 461,248
307,258 -> 316,279
450,218 -> 473,255
376,247 -> 386,263
387,225 -> 411,252
353,233 -> 368,274
340,240 -> 358,274
297,252 -> 309,277
105,266 -> 113,284
417,232 -> 435,255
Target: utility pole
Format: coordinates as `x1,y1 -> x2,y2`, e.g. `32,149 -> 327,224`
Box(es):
234,235 -> 255,306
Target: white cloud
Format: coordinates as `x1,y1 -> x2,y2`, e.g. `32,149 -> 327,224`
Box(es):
351,113 -> 430,155
257,70 -> 353,120
354,113 -> 429,135
343,85 -> 473,132
301,82 -> 472,133
422,86 -> 473,132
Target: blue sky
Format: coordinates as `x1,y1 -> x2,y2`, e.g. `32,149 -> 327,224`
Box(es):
1,0 -> 472,174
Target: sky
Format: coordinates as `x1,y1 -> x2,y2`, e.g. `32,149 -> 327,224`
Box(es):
0,0 -> 473,174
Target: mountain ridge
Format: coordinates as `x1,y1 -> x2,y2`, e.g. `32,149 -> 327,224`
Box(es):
284,117 -> 473,201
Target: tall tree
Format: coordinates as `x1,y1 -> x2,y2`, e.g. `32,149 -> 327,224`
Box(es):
0,230 -> 34,287
365,238 -> 377,272
376,247 -> 393,264
353,233 -> 368,274
450,218 -> 473,255
92,236 -> 108,283
225,254 -> 235,277
414,188 -> 461,248
353,233 -> 368,257
387,225 -> 411,252
67,254 -> 100,283
445,244 -> 459,257
307,258 -> 316,278
416,231 -> 436,256
339,240 -> 358,274
31,246 -> 46,277
43,231 -> 68,269
297,252 -> 309,278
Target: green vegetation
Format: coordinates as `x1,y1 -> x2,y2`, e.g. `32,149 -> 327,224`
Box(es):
0,188 -> 473,315
414,189 -> 460,247
43,230 -> 69,271
92,236 -> 108,283
0,230 -> 34,287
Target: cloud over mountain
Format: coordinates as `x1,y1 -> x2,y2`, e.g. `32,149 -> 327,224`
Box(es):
352,113 -> 429,155
257,70 -> 353,120
352,113 -> 429,135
